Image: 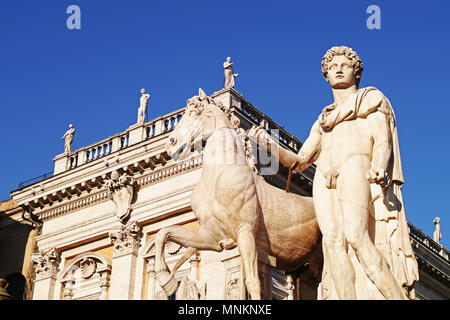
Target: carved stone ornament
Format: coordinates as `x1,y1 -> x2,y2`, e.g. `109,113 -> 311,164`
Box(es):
80,257 -> 97,279
104,170 -> 135,224
175,277 -> 206,300
225,278 -> 240,300
109,222 -> 141,257
165,241 -> 182,255
31,248 -> 60,281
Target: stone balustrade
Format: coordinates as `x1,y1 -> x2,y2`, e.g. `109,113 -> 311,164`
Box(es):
409,223 -> 449,262
66,131 -> 130,171
53,109 -> 184,175
144,108 -> 184,140
239,100 -> 302,154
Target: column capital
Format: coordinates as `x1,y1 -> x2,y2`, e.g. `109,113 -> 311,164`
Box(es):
31,248 -> 61,281
109,221 -> 141,258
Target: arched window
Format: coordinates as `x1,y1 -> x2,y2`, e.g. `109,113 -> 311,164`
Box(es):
58,252 -> 111,300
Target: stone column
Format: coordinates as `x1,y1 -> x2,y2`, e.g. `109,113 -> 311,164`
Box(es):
31,248 -> 61,300
146,261 -> 156,300
99,273 -> 110,300
108,222 -> 141,300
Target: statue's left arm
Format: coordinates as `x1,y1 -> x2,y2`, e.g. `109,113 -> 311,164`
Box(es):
365,90 -> 393,187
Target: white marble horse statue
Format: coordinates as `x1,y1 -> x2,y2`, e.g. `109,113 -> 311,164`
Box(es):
152,88 -> 322,299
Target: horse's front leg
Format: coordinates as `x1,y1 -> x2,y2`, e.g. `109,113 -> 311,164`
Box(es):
154,225 -> 223,296
236,223 -> 261,300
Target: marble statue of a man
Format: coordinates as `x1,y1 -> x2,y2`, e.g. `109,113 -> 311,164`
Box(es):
223,57 -> 239,89
61,124 -> 75,154
137,88 -> 151,124
249,46 -> 419,300
433,217 -> 442,244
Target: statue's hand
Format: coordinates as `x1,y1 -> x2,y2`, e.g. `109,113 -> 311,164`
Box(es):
367,168 -> 389,187
248,125 -> 271,147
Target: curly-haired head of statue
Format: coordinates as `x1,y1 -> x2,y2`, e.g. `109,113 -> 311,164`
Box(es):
321,46 -> 364,88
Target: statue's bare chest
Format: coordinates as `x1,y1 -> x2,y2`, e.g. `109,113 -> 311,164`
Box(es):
317,117 -> 372,171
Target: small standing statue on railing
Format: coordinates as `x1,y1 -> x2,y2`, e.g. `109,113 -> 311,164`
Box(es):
223,57 -> 239,89
137,88 -> 151,124
61,124 -> 75,154
433,217 -> 442,244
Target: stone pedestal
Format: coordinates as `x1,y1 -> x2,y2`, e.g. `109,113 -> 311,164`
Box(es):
53,153 -> 68,175
211,88 -> 244,110
220,248 -> 246,300
127,123 -> 145,146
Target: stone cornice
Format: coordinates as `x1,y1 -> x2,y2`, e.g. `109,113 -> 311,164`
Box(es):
416,254 -> 450,287
34,154 -> 203,222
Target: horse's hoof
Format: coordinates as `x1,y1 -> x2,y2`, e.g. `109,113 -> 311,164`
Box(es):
219,238 -> 237,250
159,273 -> 178,296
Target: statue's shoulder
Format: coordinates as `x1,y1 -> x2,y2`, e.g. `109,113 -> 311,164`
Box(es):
360,86 -> 385,102
358,86 -> 391,117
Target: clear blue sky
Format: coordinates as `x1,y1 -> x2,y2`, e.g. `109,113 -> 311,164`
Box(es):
0,0 -> 449,247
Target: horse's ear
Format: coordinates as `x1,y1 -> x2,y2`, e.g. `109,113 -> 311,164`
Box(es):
198,88 -> 207,100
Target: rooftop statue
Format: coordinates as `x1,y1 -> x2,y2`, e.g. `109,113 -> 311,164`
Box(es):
137,88 -> 150,124
61,124 -> 75,155
434,217 -> 442,244
152,88 -> 322,300
223,57 -> 239,89
249,46 -> 419,300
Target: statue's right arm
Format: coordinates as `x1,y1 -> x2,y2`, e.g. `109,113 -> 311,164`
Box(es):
294,120 -> 321,173
247,120 -> 321,173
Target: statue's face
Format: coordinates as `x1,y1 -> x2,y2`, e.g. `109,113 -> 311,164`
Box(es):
326,55 -> 356,89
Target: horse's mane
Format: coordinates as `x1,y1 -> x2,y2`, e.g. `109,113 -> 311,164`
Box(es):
187,93 -> 260,176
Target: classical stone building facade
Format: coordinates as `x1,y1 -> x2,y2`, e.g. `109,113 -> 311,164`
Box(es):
1,88 -> 448,300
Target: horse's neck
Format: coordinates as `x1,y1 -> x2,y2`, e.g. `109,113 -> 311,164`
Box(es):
203,127 -> 246,167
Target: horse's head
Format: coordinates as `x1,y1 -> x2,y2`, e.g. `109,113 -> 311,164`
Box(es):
166,88 -> 231,161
